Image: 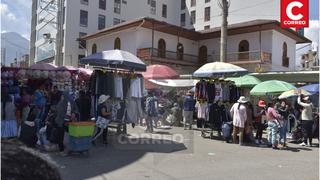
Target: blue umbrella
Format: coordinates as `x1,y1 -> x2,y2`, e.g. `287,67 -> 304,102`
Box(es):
299,84 -> 319,94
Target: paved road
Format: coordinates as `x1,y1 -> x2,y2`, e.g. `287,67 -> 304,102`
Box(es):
48,126 -> 319,180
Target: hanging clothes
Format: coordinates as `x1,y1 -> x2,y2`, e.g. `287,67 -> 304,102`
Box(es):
207,82 -> 216,103
129,77 -> 143,98
122,75 -> 131,99
195,80 -> 208,101
214,83 -> 222,102
114,75 -> 124,100
221,84 -> 230,101
126,98 -> 144,123
195,101 -> 208,119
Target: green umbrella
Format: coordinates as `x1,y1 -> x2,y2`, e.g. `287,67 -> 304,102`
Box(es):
250,80 -> 297,96
226,75 -> 261,88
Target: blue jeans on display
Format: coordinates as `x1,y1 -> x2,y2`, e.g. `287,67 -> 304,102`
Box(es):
268,121 -> 278,146
280,120 -> 288,144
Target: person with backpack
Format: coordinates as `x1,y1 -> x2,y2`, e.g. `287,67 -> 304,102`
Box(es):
297,94 -> 314,147
230,96 -> 248,146
145,91 -> 158,133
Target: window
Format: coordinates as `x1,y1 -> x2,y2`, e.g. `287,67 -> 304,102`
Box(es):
80,10 -> 88,27
204,25 -> 210,30
162,4 -> 167,18
122,0 -> 127,4
181,0 -> 186,10
205,0 -> 210,3
114,0 -> 121,14
98,15 -> 105,30
80,0 -> 88,5
191,0 -> 196,7
198,46 -> 207,64
113,18 -> 120,25
190,11 -> 196,25
92,44 -> 97,54
180,13 -> 186,26
114,37 -> 121,49
177,43 -> 184,60
79,32 -> 87,49
99,0 -> 106,10
78,55 -> 86,67
205,7 -> 210,21
238,40 -> 249,60
282,42 -> 289,67
158,39 -> 166,58
150,0 -> 156,15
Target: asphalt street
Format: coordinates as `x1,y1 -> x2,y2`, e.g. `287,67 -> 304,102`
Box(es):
48,126 -> 319,180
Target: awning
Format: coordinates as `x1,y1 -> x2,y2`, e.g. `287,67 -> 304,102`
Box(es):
148,79 -> 197,88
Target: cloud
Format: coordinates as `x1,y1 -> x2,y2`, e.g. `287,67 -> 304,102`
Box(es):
0,1 -> 31,40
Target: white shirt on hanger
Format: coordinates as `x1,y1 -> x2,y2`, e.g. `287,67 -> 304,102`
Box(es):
114,75 -> 124,100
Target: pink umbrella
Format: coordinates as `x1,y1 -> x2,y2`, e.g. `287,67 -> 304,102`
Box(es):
29,63 -> 57,70
56,66 -> 77,71
78,68 -> 93,75
142,64 -> 179,79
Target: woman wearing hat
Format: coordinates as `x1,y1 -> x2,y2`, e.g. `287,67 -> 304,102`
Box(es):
255,100 -> 267,144
92,95 -> 111,145
230,96 -> 248,145
297,94 -> 314,146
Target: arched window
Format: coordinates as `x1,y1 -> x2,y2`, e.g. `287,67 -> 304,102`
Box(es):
114,37 -> 121,49
198,46 -> 207,64
282,42 -> 289,67
177,43 -> 184,60
92,44 -> 97,54
238,40 -> 249,60
158,39 -> 166,58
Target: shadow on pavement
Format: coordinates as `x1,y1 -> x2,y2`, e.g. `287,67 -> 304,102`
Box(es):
49,136 -> 189,180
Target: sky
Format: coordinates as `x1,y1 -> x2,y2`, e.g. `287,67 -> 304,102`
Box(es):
0,0 -> 319,41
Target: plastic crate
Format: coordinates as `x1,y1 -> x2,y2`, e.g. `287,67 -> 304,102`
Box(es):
68,121 -> 95,137
68,136 -> 92,152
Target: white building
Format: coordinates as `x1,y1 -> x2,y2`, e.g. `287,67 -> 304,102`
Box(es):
30,0 -> 284,67
82,18 -> 310,74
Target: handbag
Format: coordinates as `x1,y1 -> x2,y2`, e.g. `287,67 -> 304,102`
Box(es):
96,116 -> 109,129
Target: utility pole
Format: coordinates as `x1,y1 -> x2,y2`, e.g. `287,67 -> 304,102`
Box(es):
56,0 -> 64,66
218,0 -> 230,62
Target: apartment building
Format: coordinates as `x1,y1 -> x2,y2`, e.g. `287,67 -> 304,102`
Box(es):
30,0 -> 281,67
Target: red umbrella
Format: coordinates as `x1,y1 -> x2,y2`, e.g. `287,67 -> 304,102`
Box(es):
29,63 -> 57,70
142,64 -> 179,79
56,66 -> 77,71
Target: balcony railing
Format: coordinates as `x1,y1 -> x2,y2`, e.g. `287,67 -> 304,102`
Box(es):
137,48 -> 213,65
212,51 -> 272,64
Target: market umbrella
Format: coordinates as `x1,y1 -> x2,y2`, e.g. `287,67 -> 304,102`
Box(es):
278,89 -> 311,99
56,66 -> 77,71
250,80 -> 296,96
298,84 -> 319,94
80,49 -> 146,71
225,75 -> 261,88
148,79 -> 197,87
142,65 -> 179,79
193,62 -> 248,78
29,63 -> 57,70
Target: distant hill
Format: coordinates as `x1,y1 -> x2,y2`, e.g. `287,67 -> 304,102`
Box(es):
1,32 -> 29,66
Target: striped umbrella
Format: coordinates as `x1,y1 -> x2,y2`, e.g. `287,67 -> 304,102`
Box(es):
193,62 -> 248,78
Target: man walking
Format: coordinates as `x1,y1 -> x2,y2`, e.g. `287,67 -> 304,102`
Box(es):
183,91 -> 195,130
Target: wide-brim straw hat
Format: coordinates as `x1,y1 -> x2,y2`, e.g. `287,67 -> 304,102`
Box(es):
98,95 -> 110,104
237,96 -> 249,103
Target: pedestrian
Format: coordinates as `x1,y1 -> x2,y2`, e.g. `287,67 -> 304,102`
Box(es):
297,94 -> 314,147
75,90 -> 91,121
230,96 -> 248,146
33,85 -> 47,133
1,95 -> 18,138
266,102 -> 281,150
183,91 -> 195,130
20,88 -> 32,122
92,95 -> 111,145
19,106 -> 38,148
54,91 -> 78,154
278,100 -> 289,147
254,100 -> 267,144
245,102 -> 256,144
50,86 -> 61,106
145,91 -> 158,133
